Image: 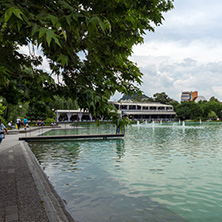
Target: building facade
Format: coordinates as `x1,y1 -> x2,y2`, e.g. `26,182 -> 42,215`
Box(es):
55,109 -> 92,122
109,101 -> 176,121
181,91 -> 198,102
55,102 -> 176,122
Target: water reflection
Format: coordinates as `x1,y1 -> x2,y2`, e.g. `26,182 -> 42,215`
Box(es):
29,123 -> 222,222
115,140 -> 125,159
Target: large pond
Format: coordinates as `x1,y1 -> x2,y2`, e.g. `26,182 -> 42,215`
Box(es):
29,123 -> 222,222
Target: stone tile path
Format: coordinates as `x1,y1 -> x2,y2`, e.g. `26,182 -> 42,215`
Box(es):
0,128 -> 74,222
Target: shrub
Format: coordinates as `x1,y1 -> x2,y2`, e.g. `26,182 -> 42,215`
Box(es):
45,118 -> 56,126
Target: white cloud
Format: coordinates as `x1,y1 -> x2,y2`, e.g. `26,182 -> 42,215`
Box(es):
129,0 -> 222,102
132,38 -> 222,64
19,44 -> 51,73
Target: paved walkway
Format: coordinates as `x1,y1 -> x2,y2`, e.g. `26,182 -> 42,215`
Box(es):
0,127 -> 75,222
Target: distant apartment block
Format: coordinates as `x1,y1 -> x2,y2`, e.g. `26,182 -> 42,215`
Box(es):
181,91 -> 198,102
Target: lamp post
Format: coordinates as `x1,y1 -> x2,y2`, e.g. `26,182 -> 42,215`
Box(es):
18,104 -> 23,118
0,98 -> 3,103
51,108 -> 55,118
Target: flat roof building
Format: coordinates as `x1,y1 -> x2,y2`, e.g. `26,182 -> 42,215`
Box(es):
55,102 -> 176,122
181,91 -> 198,102
109,101 -> 176,121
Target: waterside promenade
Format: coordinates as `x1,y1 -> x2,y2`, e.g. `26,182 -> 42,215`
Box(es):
0,127 -> 75,222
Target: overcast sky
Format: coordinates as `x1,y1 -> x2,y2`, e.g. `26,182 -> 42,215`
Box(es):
126,0 -> 222,102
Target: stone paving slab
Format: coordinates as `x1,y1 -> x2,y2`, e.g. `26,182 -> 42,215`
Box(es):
0,127 -> 75,222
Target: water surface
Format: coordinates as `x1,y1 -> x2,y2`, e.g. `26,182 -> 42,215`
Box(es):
29,123 -> 222,222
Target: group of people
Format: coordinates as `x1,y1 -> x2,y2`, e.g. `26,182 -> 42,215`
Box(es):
7,117 -> 29,130
16,116 -> 29,129
7,118 -> 49,130
36,119 -> 45,126
0,116 -> 29,145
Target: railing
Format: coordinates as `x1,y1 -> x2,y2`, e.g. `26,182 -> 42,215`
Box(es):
121,109 -> 174,112
17,122 -> 124,141
10,122 -> 124,140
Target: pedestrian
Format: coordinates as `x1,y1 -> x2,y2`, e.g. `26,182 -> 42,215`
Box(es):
16,116 -> 21,129
116,125 -> 120,134
0,119 -> 8,144
23,116 -> 29,129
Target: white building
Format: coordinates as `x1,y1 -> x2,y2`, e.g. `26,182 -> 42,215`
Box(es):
55,102 -> 176,122
109,101 -> 176,121
55,109 -> 92,122
193,96 -> 207,103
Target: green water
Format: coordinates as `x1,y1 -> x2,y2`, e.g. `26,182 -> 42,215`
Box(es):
43,123 -> 116,136
29,123 -> 222,222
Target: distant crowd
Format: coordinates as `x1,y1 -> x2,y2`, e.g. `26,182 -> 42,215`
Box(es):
7,117 -> 46,130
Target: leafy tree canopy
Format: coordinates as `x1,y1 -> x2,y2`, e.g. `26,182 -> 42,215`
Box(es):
208,111 -> 218,121
0,0 -> 174,124
209,96 -> 220,103
0,102 -> 5,116
119,93 -> 148,101
202,99 -> 222,118
175,101 -> 203,120
153,92 -> 173,104
142,92 -> 173,104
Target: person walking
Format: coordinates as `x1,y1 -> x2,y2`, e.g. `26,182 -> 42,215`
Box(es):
0,119 -> 8,144
23,116 -> 29,129
16,116 -> 21,130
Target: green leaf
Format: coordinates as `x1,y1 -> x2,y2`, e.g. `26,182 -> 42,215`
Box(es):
17,20 -> 23,31
104,19 -> 111,33
31,24 -> 39,36
4,7 -> 24,22
89,16 -> 100,27
55,22 -> 62,30
53,37 -> 61,47
0,66 -> 9,76
72,11 -> 84,22
57,54 -> 69,66
65,14 -> 72,25
4,8 -> 13,23
45,30 -> 57,46
38,28 -> 61,47
99,20 -> 105,32
38,27 -> 47,38
60,30 -> 67,41
47,15 -> 58,26
12,8 -> 24,21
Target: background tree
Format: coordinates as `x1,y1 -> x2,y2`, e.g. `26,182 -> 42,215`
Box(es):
0,102 -> 5,116
142,92 -> 173,104
0,0 -> 174,124
209,96 -> 220,103
201,99 -> 222,119
175,101 -> 203,120
119,93 -> 148,102
153,92 -> 173,104
170,100 -> 179,109
208,111 -> 218,121
52,96 -> 78,110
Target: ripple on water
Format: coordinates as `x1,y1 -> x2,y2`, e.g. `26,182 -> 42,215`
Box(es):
29,124 -> 222,222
